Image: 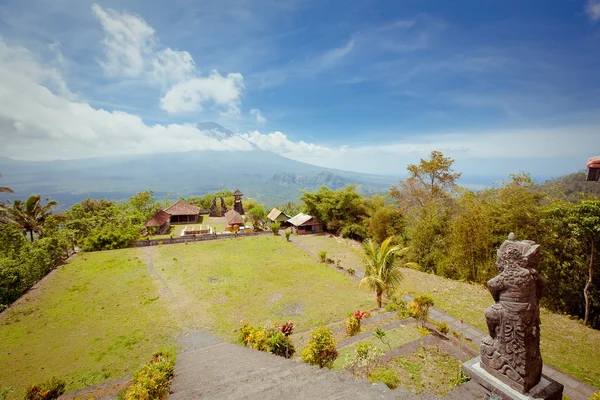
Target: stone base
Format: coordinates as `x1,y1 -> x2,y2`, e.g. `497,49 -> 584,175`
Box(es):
462,357 -> 563,400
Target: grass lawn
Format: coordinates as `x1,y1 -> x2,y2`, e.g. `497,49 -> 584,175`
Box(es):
332,324 -> 423,369
0,250 -> 177,397
0,236 -> 373,397
398,267 -> 600,387
291,234 -> 363,272
369,345 -> 466,396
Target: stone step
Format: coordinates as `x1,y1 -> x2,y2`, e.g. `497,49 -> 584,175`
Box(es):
170,341 -> 420,399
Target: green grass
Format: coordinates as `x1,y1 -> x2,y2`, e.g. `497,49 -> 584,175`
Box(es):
369,345 -> 467,395
291,234 -> 363,271
332,324 -> 422,369
150,236 -> 373,338
0,250 -> 177,398
0,236 -> 372,397
398,267 -> 600,387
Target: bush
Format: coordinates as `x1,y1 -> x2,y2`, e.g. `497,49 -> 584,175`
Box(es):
418,326 -> 431,336
270,222 -> 281,235
385,296 -> 407,313
301,326 -> 338,368
25,377 -> 66,400
437,321 -> 449,334
409,295 -> 434,326
318,250 -> 327,263
124,352 -> 175,400
239,321 -> 295,358
284,228 -> 292,241
346,310 -> 369,337
83,225 -> 139,251
347,268 -> 356,276
343,342 -> 383,377
370,366 -> 400,389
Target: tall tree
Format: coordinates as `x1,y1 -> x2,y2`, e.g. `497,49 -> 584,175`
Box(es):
359,237 -> 409,308
569,200 -> 600,325
390,150 -> 461,211
0,172 -> 13,193
3,195 -> 58,241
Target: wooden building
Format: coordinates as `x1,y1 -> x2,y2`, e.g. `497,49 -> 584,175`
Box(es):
144,210 -> 171,235
288,213 -> 322,235
233,189 -> 245,215
267,208 -> 291,226
225,209 -> 245,231
162,200 -> 201,223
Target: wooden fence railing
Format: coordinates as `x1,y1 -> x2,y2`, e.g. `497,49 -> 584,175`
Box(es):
133,230 -> 273,247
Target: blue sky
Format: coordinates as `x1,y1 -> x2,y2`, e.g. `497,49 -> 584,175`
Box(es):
0,0 -> 599,181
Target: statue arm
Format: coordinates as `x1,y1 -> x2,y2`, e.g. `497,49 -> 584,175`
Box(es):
487,276 -> 504,302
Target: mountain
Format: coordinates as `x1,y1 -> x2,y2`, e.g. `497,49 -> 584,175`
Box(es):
535,171 -> 600,201
0,124 -> 398,208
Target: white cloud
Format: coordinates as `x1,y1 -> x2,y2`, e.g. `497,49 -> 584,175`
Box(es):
91,3 -> 244,115
250,109 -> 266,124
241,131 -> 331,157
318,40 -> 355,68
586,0 -> 600,21
0,38 -> 252,160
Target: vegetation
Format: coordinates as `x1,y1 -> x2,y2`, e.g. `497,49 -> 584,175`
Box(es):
1,195 -> 58,242
359,237 -> 408,308
239,321 -> 295,358
24,377 -> 65,400
408,295 -> 434,327
369,345 -> 467,396
345,310 -> 369,337
342,342 -> 383,377
124,352 -> 174,400
270,221 -> 281,234
300,326 -> 339,368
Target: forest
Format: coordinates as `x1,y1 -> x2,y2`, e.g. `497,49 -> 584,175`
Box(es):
1,151 -> 599,328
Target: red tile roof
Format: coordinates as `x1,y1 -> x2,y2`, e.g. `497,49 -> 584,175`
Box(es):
163,200 -> 201,216
233,189 -> 243,196
225,209 -> 244,226
144,210 -> 171,227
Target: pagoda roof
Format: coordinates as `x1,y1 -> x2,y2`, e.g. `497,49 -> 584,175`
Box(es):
144,210 -> 171,227
233,189 -> 243,196
225,209 -> 244,225
163,200 -> 201,216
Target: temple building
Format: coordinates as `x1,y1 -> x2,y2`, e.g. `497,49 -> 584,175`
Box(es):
233,189 -> 244,215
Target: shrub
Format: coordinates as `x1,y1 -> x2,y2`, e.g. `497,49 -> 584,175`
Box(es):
370,366 -> 400,389
270,222 -> 281,235
418,326 -> 431,336
326,257 -> 335,264
239,321 -> 295,358
346,310 -> 369,337
124,352 -> 175,400
25,377 -> 66,400
373,328 -> 391,349
437,321 -> 449,334
284,228 -> 292,241
343,342 -> 384,377
301,326 -> 338,368
318,250 -> 327,263
347,268 -> 356,276
409,295 -> 434,326
385,296 -> 407,313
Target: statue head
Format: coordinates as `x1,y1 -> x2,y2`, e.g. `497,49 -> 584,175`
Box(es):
496,233 -> 541,272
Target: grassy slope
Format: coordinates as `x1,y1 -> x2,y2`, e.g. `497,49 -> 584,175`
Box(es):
0,236 -> 372,396
0,250 -> 176,395
399,268 -> 600,387
149,236 -> 373,338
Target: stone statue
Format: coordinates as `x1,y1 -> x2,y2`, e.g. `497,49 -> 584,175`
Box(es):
480,233 -> 546,393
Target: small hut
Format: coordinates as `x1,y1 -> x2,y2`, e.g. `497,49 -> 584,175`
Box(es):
288,213 -> 322,235
267,208 -> 291,227
163,200 -> 201,223
144,210 -> 171,235
225,209 -> 245,231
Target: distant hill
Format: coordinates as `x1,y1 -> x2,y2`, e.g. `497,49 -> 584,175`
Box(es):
0,123 -> 397,208
536,171 -> 600,201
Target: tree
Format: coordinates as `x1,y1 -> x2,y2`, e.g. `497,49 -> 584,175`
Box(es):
247,206 -> 267,231
359,237 -> 408,308
128,191 -> 159,221
390,150 -> 461,211
2,195 -> 58,241
277,201 -> 302,217
569,200 -> 600,325
0,172 -> 13,193
368,206 -> 405,245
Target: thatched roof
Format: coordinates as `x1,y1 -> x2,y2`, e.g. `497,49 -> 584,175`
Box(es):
225,209 -> 244,226
145,210 -> 171,227
164,200 -> 201,216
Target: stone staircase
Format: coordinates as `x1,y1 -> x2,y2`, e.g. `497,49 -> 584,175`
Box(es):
170,337 -> 420,399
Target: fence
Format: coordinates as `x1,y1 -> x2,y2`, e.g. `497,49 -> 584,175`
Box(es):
133,230 -> 274,247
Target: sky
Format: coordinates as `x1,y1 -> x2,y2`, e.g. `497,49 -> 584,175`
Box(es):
1,0 -> 599,181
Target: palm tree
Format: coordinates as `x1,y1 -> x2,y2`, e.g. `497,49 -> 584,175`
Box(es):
3,195 -> 57,241
0,172 -> 13,193
359,236 -> 411,308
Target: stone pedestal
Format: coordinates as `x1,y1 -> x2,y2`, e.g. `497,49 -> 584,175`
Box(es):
463,357 -> 563,400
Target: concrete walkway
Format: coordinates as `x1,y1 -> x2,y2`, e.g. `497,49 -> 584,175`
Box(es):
422,301 -> 598,400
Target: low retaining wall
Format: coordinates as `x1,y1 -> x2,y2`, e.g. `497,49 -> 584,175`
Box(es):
133,231 -> 273,247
